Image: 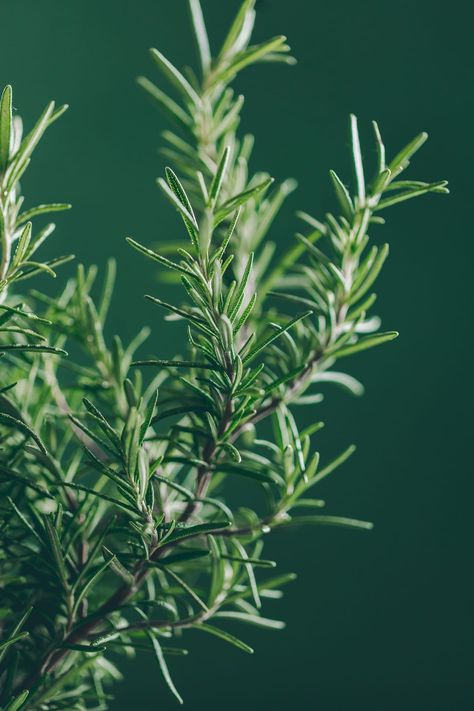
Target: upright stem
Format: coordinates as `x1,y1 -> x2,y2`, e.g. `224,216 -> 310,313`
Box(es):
0,202 -> 12,302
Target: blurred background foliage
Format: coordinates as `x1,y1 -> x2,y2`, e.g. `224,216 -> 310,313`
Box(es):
0,0 -> 471,709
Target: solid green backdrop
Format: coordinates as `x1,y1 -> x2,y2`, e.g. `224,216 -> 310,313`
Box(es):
0,1 -> 471,709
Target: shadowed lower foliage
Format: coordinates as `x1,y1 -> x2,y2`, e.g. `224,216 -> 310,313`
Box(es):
0,1 -> 447,708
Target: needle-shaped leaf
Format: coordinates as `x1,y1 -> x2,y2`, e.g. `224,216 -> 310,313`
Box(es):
312,371 -> 364,396
51,481 -> 137,515
0,462 -> 53,498
375,180 -> 449,210
192,622 -> 254,654
214,177 -> 274,224
0,344 -> 67,356
17,203 -> 71,225
137,76 -> 192,130
217,36 -> 290,84
152,564 -> 209,612
276,515 -> 373,530
232,539 -> 261,608
72,556 -> 114,618
216,462 -> 284,486
0,412 -> 47,453
160,168 -> 198,230
0,84 -> 12,169
188,0 -> 211,75
219,0 -> 255,59
228,252 -> 253,321
209,146 -> 230,207
335,331 -> 398,358
7,101 -> 55,189
103,546 -> 135,585
133,358 -> 220,371
43,515 -> 68,588
161,520 -> 231,546
372,120 -> 386,172
329,169 -> 354,219
4,690 -> 30,711
0,607 -> 32,663
213,611 -> 285,629
161,548 -> 210,565
12,222 -> 32,269
126,237 -> 195,276
147,632 -> 184,705
221,554 -> 276,568
145,294 -> 207,327
150,48 -> 201,107
350,113 -> 365,201
348,243 -> 389,305
242,310 -> 312,364
388,131 -> 428,173
82,398 -> 121,451
302,444 -> 356,492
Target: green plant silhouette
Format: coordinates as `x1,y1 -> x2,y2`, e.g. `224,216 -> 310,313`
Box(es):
0,1 -> 447,708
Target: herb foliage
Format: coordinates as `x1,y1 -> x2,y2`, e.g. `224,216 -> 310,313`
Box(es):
0,1 -> 447,708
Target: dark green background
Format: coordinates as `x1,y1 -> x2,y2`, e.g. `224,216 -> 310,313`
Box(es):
1,1 -> 471,709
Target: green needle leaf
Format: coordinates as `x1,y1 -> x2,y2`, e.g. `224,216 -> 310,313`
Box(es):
329,169 -> 354,219
388,131 -> 428,173
0,413 -> 47,454
160,520 -> 231,546
209,146 -> 231,207
4,690 -> 30,711
126,237 -> 195,276
150,49 -> 201,107
158,177 -> 198,234
243,310 -> 312,364
375,181 -> 449,210
214,177 -> 274,224
147,632 -> 184,705
350,113 -> 365,202
150,47 -> 201,107
277,515 -> 373,530
43,515 -> 68,588
17,203 -> 71,225
137,76 -> 192,129
152,564 -> 209,612
0,632 -> 28,652
213,611 -> 285,629
193,622 -> 254,654
219,0 -> 256,59
0,84 -> 12,169
0,344 -> 67,356
189,0 -> 211,75
335,331 -> 398,358
132,358 -> 220,370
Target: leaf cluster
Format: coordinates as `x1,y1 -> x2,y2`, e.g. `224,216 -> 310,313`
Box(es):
0,1 -> 447,709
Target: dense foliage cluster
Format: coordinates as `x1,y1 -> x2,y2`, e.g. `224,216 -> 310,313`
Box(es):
0,1 -> 447,708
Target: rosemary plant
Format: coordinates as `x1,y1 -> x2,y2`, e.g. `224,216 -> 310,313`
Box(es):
0,85 -> 71,359
0,1 -> 448,709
